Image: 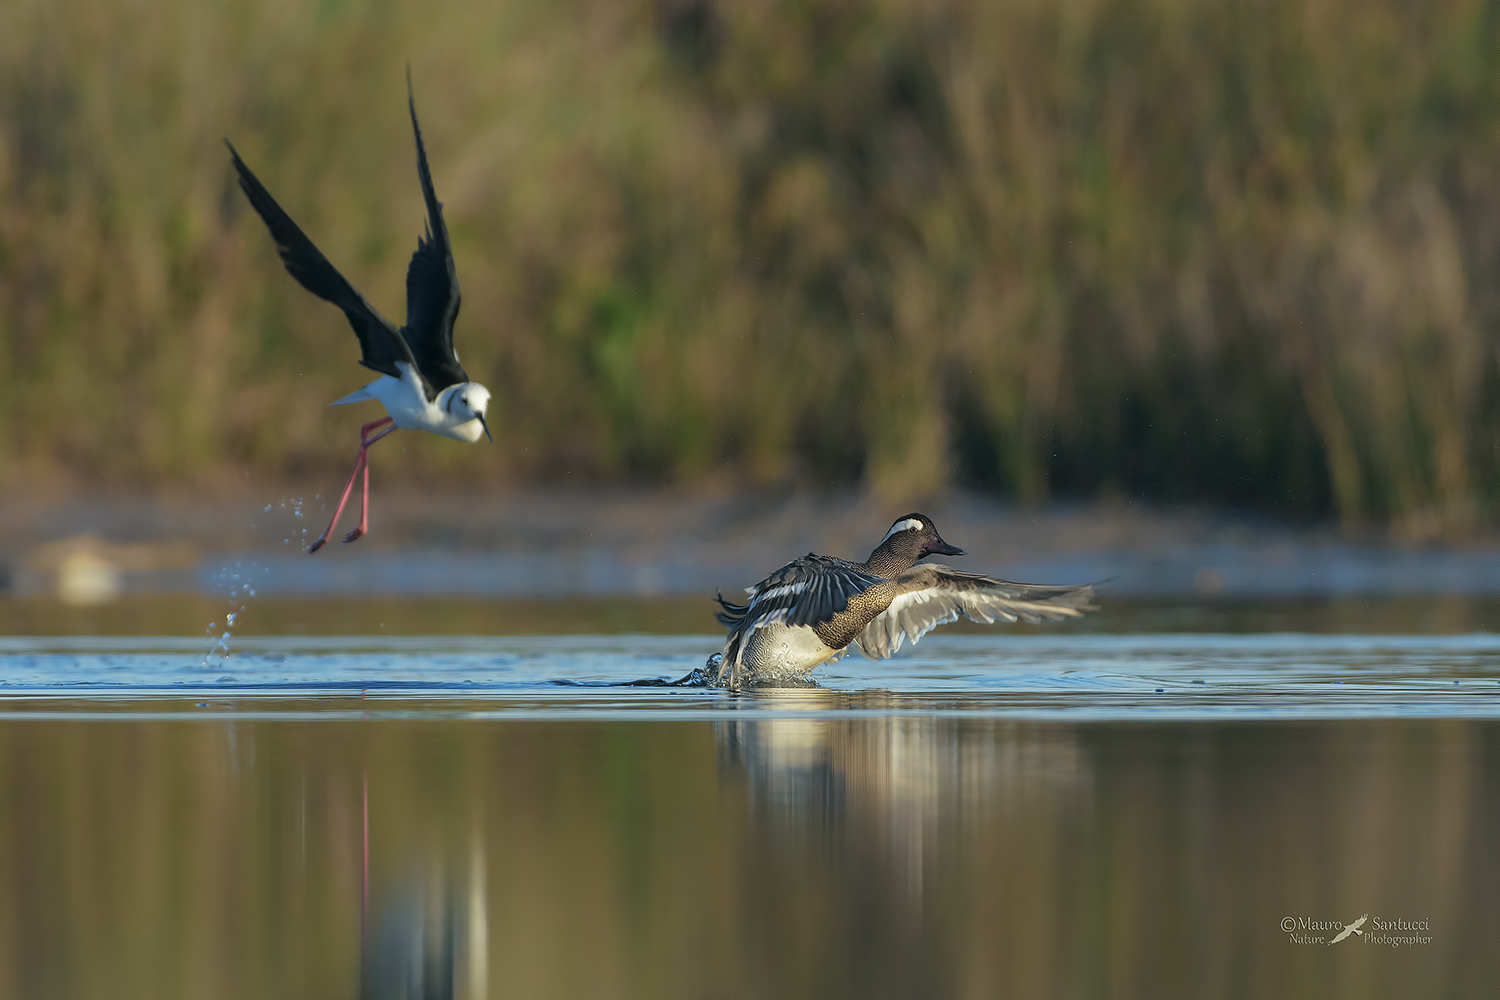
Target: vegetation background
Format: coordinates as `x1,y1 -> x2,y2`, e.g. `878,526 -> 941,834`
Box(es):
3,0 -> 1500,536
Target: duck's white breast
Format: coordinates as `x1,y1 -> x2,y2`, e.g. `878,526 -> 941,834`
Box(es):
740,624 -> 840,677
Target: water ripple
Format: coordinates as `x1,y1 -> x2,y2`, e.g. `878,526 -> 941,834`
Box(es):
0,633 -> 1495,719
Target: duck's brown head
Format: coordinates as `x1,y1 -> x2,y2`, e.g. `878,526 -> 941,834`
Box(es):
864,513 -> 964,576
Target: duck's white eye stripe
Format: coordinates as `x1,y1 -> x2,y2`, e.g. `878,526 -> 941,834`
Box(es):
879,518 -> 925,544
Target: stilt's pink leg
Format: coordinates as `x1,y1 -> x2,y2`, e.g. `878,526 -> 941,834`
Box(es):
343,422 -> 396,544
307,451 -> 367,553
308,418 -> 395,553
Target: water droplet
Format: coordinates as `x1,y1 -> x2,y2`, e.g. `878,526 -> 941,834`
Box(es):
202,629 -> 232,668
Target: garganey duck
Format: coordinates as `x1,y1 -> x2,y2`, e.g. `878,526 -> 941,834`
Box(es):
708,513 -> 1097,687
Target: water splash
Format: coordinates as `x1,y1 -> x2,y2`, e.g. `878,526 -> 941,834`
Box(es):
202,630 -> 232,667
273,497 -> 309,545
201,556 -> 263,668
203,496 -> 307,666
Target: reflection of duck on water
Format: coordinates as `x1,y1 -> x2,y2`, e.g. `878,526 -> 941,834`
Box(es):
716,704 -> 1091,902
704,514 -> 1097,687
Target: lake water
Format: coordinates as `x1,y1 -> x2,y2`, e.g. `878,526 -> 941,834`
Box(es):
1,598 -> 1496,997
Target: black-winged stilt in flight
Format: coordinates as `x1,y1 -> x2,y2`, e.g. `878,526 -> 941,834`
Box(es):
227,74 -> 490,553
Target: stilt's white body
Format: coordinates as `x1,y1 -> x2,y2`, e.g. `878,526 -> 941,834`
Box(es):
331,362 -> 489,443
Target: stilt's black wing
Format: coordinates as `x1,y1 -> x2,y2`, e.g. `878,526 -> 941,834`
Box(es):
401,73 -> 469,396
226,140 -> 417,382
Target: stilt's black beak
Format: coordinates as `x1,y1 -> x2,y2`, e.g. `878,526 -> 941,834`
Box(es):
478,414 -> 493,442
928,535 -> 965,556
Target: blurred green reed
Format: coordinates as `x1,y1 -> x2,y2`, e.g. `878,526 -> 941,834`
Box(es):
3,0 -> 1499,534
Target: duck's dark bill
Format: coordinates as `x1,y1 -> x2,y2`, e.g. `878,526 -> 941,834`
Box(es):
928,538 -> 964,556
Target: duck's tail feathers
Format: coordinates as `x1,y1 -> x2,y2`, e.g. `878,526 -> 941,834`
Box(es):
714,591 -> 749,629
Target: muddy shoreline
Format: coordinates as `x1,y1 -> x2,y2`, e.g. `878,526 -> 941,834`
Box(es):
2,488 -> 1498,600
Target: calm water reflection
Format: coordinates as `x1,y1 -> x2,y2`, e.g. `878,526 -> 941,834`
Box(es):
0,705 -> 1494,998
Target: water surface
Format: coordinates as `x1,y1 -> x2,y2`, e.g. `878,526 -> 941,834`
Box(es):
2,631 -> 1498,720
0,602 -> 1496,997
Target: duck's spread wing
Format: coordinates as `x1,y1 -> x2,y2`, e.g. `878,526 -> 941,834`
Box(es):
226,141 -> 414,381
854,565 -> 1097,659
719,555 -> 885,633
401,74 -> 468,396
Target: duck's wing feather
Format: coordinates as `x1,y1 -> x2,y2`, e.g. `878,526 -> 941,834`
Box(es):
854,565 -> 1096,659
226,140 -> 416,382
713,592 -> 750,629
725,554 -> 886,633
401,72 -> 468,396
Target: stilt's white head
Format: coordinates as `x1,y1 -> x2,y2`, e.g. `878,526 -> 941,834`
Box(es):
448,383 -> 493,442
